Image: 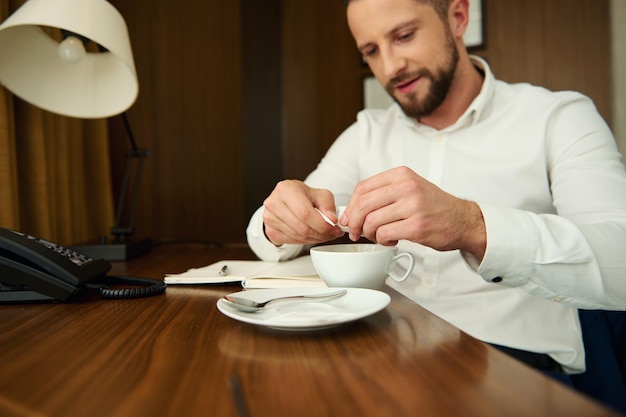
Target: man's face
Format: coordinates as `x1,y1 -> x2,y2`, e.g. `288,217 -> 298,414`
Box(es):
347,0 -> 459,119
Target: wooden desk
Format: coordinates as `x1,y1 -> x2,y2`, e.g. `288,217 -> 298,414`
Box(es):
0,243 -> 620,417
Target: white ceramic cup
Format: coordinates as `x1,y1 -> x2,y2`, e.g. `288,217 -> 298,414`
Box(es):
310,243 -> 415,290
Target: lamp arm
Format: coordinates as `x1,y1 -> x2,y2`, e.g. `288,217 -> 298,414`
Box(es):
111,113 -> 149,243
121,109 -> 140,152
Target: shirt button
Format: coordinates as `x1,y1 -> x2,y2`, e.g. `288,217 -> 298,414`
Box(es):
553,296 -> 563,302
491,277 -> 503,283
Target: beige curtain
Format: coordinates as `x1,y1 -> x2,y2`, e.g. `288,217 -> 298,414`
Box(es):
0,0 -> 115,245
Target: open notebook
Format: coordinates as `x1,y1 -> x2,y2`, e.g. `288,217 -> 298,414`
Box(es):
164,255 -> 326,289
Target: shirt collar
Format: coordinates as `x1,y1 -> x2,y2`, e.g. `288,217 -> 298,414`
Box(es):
466,55 -> 495,126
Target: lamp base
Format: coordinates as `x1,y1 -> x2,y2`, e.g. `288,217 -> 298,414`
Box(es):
71,237 -> 152,262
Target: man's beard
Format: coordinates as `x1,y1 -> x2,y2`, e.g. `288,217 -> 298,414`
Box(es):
386,35 -> 459,120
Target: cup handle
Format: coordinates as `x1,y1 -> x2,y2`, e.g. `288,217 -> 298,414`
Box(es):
387,252 -> 415,282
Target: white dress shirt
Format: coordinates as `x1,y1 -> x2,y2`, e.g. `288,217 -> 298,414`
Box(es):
246,57 -> 626,373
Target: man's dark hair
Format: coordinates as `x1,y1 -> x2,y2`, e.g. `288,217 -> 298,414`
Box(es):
341,0 -> 451,22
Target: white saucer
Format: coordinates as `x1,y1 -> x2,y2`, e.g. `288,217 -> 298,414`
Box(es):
217,287 -> 390,331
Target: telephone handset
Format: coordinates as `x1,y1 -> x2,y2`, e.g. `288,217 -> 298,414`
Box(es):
0,227 -> 165,303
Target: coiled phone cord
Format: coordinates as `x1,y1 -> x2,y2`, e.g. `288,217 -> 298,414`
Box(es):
87,276 -> 166,299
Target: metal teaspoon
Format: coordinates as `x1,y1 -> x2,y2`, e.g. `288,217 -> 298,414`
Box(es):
222,289 -> 347,313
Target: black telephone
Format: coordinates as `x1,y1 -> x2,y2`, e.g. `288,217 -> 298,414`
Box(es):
0,227 -> 165,303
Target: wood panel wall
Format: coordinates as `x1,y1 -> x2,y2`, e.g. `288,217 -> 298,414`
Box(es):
281,1 -> 364,181
107,0 -> 611,245
479,0 -> 611,123
108,0 -> 245,245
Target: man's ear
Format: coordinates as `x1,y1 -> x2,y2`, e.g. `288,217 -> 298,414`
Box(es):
448,0 -> 470,39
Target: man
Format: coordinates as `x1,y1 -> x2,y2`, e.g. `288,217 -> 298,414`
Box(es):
247,0 -> 626,410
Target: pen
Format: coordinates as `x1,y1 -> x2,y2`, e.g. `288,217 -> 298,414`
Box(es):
219,265 -> 229,277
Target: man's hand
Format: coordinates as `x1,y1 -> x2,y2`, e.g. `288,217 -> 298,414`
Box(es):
262,180 -> 345,246
340,166 -> 486,260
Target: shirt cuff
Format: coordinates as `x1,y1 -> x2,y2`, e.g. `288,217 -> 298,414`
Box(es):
246,206 -> 304,262
472,202 -> 536,287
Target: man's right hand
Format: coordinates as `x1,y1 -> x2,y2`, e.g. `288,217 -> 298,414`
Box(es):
262,180 -> 345,245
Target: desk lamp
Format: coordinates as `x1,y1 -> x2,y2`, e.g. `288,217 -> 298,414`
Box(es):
0,0 -> 151,261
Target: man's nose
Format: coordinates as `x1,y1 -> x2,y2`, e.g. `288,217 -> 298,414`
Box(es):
381,49 -> 407,79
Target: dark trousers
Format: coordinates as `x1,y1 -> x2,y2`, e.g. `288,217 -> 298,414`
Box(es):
497,310 -> 626,414
563,310 -> 626,414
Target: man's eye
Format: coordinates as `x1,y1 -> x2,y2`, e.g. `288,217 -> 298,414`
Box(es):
363,47 -> 378,57
398,32 -> 414,42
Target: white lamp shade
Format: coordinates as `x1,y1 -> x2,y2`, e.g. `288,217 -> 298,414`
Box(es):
0,0 -> 138,118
